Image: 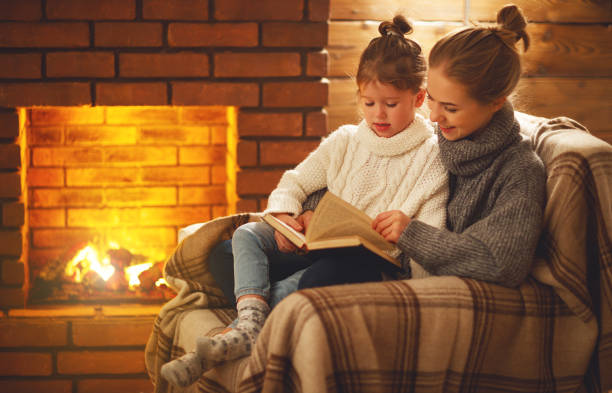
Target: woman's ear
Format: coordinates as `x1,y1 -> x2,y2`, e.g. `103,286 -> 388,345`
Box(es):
490,96 -> 507,112
415,89 -> 426,107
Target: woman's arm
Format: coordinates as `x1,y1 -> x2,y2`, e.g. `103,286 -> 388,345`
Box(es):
398,169 -> 546,287
301,188 -> 327,212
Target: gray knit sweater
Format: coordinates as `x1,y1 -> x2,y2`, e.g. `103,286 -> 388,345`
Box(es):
398,102 -> 546,287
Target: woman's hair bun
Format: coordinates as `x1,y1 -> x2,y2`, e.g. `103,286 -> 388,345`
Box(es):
496,4 -> 529,50
379,14 -> 413,37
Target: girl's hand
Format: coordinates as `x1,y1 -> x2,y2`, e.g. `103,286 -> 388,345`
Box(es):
372,210 -> 411,243
272,213 -> 303,252
296,210 -> 314,232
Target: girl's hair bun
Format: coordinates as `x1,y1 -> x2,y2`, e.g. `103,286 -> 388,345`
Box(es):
358,13 -> 426,92
379,14 -> 413,38
496,4 -> 529,50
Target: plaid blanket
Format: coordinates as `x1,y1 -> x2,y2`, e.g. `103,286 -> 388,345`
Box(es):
145,114 -> 612,393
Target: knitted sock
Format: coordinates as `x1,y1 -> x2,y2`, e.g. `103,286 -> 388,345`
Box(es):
197,297 -> 269,365
160,297 -> 269,388
160,351 -> 204,388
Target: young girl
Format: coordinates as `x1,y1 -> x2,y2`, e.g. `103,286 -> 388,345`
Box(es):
297,4 -> 545,290
161,15 -> 448,387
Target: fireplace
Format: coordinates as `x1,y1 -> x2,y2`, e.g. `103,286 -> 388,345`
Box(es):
22,105 -> 233,304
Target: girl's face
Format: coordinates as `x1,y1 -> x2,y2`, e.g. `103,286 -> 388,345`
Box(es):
359,80 -> 425,138
426,66 -> 505,141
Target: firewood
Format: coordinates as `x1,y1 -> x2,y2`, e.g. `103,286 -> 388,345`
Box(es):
138,262 -> 163,291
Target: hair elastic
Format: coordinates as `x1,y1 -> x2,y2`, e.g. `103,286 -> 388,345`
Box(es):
488,27 -> 519,50
386,30 -> 402,37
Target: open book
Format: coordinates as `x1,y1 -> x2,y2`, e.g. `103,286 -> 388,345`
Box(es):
261,192 -> 402,270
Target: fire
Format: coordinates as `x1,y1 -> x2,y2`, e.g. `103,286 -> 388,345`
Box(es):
64,241 -> 165,291
65,244 -> 115,282
125,262 -> 153,289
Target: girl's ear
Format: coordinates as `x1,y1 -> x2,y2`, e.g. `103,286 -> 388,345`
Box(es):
415,89 -> 426,107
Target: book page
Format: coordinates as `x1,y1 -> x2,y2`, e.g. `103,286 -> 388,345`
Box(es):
305,192 -> 397,253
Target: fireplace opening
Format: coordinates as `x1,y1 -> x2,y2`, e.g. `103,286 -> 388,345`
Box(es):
20,106 -> 238,304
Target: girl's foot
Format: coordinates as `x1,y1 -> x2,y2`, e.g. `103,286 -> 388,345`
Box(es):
160,352 -> 203,388
160,296 -> 269,388
197,297 -> 269,363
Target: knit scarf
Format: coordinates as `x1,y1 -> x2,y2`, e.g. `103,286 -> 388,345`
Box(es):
437,102 -> 521,176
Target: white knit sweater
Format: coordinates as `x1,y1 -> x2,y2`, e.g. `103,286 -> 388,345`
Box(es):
266,114 -> 448,232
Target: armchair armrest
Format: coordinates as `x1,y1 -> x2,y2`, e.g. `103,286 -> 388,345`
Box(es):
241,276 -> 596,392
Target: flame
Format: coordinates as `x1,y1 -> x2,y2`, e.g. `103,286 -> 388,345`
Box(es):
155,278 -> 167,287
65,244 -> 115,282
64,242 -> 163,292
124,262 -> 153,289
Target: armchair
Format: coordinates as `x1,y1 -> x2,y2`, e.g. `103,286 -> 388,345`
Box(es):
145,113 -> 612,393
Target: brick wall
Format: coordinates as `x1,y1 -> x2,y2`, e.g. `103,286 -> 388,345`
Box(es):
0,305 -> 160,393
0,110 -> 27,308
0,0 -> 330,308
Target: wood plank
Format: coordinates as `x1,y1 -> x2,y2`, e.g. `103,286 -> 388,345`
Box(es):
470,0 -> 612,23
524,24 -> 612,77
328,21 -> 377,78
331,0 -> 464,21
328,21 -> 461,77
327,78 -> 359,131
327,77 -> 612,137
514,77 -> 612,134
330,22 -> 612,78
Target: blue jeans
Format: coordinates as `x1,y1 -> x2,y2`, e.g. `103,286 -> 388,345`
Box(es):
213,221 -> 311,308
207,239 -> 309,308
210,223 -> 387,309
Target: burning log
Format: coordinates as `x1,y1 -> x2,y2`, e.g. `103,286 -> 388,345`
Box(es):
137,262 -> 164,291
82,269 -> 106,291
38,257 -> 69,283
105,269 -> 129,292
108,248 -> 133,270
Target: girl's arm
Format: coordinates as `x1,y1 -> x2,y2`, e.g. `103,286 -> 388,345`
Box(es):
265,128 -> 349,216
372,170 -> 448,242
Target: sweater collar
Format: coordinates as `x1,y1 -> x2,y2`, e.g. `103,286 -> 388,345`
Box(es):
436,102 -> 521,176
356,114 -> 434,157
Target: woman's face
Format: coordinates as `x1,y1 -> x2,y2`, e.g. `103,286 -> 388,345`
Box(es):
359,80 -> 425,138
426,66 -> 504,141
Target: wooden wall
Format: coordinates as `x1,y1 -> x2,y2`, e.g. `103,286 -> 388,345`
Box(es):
326,0 -> 612,144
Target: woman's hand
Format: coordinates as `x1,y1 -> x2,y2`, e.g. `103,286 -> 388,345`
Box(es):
372,210 -> 412,243
272,213 -> 303,252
